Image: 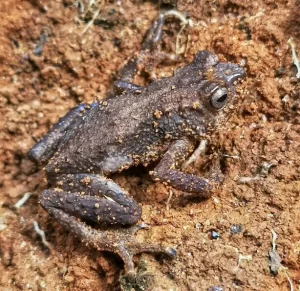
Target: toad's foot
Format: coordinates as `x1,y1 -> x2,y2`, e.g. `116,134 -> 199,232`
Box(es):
46,207 -> 176,274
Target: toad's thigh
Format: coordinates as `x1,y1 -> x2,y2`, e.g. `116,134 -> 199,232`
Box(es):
42,174 -> 141,226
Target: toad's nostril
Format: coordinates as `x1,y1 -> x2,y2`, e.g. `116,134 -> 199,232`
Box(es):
227,71 -> 246,84
214,63 -> 246,86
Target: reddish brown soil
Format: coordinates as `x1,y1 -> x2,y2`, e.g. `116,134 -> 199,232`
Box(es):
0,0 -> 299,290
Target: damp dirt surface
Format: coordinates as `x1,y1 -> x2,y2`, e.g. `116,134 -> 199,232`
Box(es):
0,0 -> 299,290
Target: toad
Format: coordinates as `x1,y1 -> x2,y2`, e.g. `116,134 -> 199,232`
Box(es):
28,13 -> 245,274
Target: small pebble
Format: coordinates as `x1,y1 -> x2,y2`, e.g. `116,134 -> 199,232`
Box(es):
211,230 -> 220,239
31,99 -> 41,109
230,224 -> 242,235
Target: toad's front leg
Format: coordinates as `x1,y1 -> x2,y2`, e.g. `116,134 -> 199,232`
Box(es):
41,174 -> 175,274
151,137 -> 223,197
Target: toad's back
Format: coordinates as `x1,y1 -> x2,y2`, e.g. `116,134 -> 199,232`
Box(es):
45,76 -> 190,175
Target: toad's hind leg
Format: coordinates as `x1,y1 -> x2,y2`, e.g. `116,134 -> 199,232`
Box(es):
44,174 -> 142,225
113,13 -> 179,95
42,174 -> 175,274
113,14 -> 165,95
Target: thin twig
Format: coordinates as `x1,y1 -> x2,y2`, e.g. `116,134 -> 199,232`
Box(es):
287,38 -> 300,78
33,221 -> 51,250
182,140 -> 208,169
166,190 -> 173,211
81,8 -> 100,34
14,192 -> 32,209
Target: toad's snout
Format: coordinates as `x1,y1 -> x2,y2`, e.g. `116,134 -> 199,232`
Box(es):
215,62 -> 246,86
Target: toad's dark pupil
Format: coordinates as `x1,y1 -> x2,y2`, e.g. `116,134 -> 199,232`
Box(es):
217,94 -> 227,103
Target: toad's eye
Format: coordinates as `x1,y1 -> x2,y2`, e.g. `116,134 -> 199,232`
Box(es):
210,87 -> 228,109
